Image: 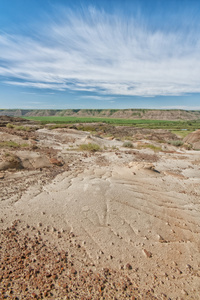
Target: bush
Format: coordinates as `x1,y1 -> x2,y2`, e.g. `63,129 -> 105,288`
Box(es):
79,143 -> 101,152
123,141 -> 133,148
183,143 -> 192,150
168,140 -> 184,147
6,123 -> 14,128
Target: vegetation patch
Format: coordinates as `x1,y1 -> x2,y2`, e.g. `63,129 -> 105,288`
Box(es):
47,124 -> 68,130
24,116 -> 200,131
79,143 -> 101,152
123,141 -> 133,148
139,144 -> 162,152
6,123 -> 35,131
168,140 -> 184,147
0,141 -> 28,148
171,130 -> 193,139
76,125 -> 97,132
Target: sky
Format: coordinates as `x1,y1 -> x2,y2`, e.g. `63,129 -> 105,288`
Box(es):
0,0 -> 200,110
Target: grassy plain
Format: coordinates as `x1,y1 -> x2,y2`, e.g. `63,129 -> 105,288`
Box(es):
24,116 -> 200,131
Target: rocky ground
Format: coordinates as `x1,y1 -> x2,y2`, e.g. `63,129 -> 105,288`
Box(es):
0,117 -> 200,299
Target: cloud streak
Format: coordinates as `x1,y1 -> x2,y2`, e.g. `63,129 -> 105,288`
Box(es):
0,7 -> 200,97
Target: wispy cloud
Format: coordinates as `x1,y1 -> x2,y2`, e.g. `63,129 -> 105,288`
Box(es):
21,92 -> 37,95
0,7 -> 200,97
158,105 -> 200,110
80,95 -> 115,101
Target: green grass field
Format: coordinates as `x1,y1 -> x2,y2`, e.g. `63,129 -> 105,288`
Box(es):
24,116 -> 200,131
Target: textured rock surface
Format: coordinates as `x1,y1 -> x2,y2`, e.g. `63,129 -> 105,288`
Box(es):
0,123 -> 200,299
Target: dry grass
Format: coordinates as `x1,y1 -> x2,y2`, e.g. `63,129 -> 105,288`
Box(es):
0,141 -> 28,148
79,143 -> 101,152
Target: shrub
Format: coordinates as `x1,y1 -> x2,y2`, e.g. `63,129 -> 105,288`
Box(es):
123,141 -> 133,148
15,125 -> 32,131
79,143 -> 101,152
6,123 -> 14,128
6,123 -> 33,131
111,145 -> 119,150
124,136 -> 132,141
183,143 -> 192,150
168,140 -> 184,147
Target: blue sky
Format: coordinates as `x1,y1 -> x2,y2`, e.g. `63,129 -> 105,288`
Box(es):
0,0 -> 200,109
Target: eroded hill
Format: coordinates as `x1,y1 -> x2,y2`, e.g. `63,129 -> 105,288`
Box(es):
1,108 -> 200,120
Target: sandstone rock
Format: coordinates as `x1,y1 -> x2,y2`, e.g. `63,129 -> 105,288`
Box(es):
0,154 -> 23,170
142,249 -> 152,258
49,158 -> 63,166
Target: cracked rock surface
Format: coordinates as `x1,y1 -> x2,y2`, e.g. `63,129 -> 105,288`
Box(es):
0,123 -> 200,299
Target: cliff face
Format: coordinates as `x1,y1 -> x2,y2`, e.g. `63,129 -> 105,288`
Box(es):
0,109 -> 200,120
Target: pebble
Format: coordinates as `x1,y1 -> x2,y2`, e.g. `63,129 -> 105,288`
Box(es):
0,172 -> 5,179
142,249 -> 152,258
157,234 -> 167,243
181,289 -> 188,295
125,263 -> 132,270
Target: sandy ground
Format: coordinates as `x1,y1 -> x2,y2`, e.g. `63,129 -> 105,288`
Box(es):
0,125 -> 200,299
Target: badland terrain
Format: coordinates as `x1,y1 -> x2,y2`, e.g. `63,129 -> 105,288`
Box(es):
0,113 -> 200,299
1,108 -> 200,120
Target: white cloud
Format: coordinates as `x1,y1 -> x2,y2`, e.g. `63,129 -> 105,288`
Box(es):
158,105 -> 200,110
80,95 -> 115,101
0,7 -> 200,97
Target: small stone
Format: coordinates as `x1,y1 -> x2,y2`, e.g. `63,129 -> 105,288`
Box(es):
181,289 -> 188,295
43,291 -> 48,297
71,268 -> 77,275
134,268 -> 139,272
186,264 -> 193,270
126,263 -> 132,270
157,234 -> 167,243
49,158 -> 63,166
143,249 -> 152,258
